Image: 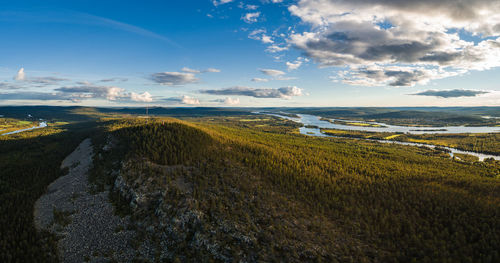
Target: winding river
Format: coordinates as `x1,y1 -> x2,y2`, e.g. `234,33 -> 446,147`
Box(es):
259,112 -> 500,161
287,114 -> 500,134
1,122 -> 48,136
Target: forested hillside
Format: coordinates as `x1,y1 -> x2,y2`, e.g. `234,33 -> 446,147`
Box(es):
1,108 -> 499,262
91,117 -> 500,262
0,121 -> 97,262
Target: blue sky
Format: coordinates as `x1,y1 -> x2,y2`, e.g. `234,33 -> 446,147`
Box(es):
1,0 -> 500,107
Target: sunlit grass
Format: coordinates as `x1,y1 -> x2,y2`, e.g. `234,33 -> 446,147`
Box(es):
345,122 -> 383,127
0,118 -> 41,135
239,118 -> 270,122
320,129 -> 349,134
407,138 -> 457,147
384,134 -> 401,140
52,121 -> 70,126
0,127 -> 66,140
17,121 -> 32,125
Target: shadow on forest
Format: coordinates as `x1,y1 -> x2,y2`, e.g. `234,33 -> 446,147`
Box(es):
0,120 -> 99,262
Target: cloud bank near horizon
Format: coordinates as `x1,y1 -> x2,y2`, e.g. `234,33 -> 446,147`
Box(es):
411,89 -> 489,98
201,86 -> 303,99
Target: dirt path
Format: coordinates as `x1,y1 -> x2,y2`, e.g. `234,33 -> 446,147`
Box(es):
33,138 -> 138,262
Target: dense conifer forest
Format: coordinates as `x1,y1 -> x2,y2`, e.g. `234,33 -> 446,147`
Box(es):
0,107 -> 499,262
0,121 -> 98,262
90,116 -> 499,262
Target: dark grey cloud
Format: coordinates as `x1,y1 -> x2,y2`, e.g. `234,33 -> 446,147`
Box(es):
289,0 -> 500,86
0,82 -> 21,90
296,21 -> 477,67
290,0 -> 500,32
341,66 -> 440,86
260,69 -> 285,76
150,72 -> 198,86
331,0 -> 495,21
150,67 -> 219,86
411,89 -> 489,98
211,97 -> 240,105
251,78 -> 269,82
0,92 -> 69,101
384,70 -> 426,86
200,86 -> 303,99
28,76 -> 68,85
75,81 -> 93,85
55,85 -> 125,100
257,69 -> 296,81
419,52 -> 463,64
99,77 -> 128,82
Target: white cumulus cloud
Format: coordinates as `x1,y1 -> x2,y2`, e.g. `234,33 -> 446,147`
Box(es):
181,95 -> 200,105
224,97 -> 240,105
288,0 -> 500,86
286,60 -> 302,71
14,68 -> 25,81
213,0 -> 233,6
150,72 -> 198,86
131,91 -> 153,102
242,12 -> 260,23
